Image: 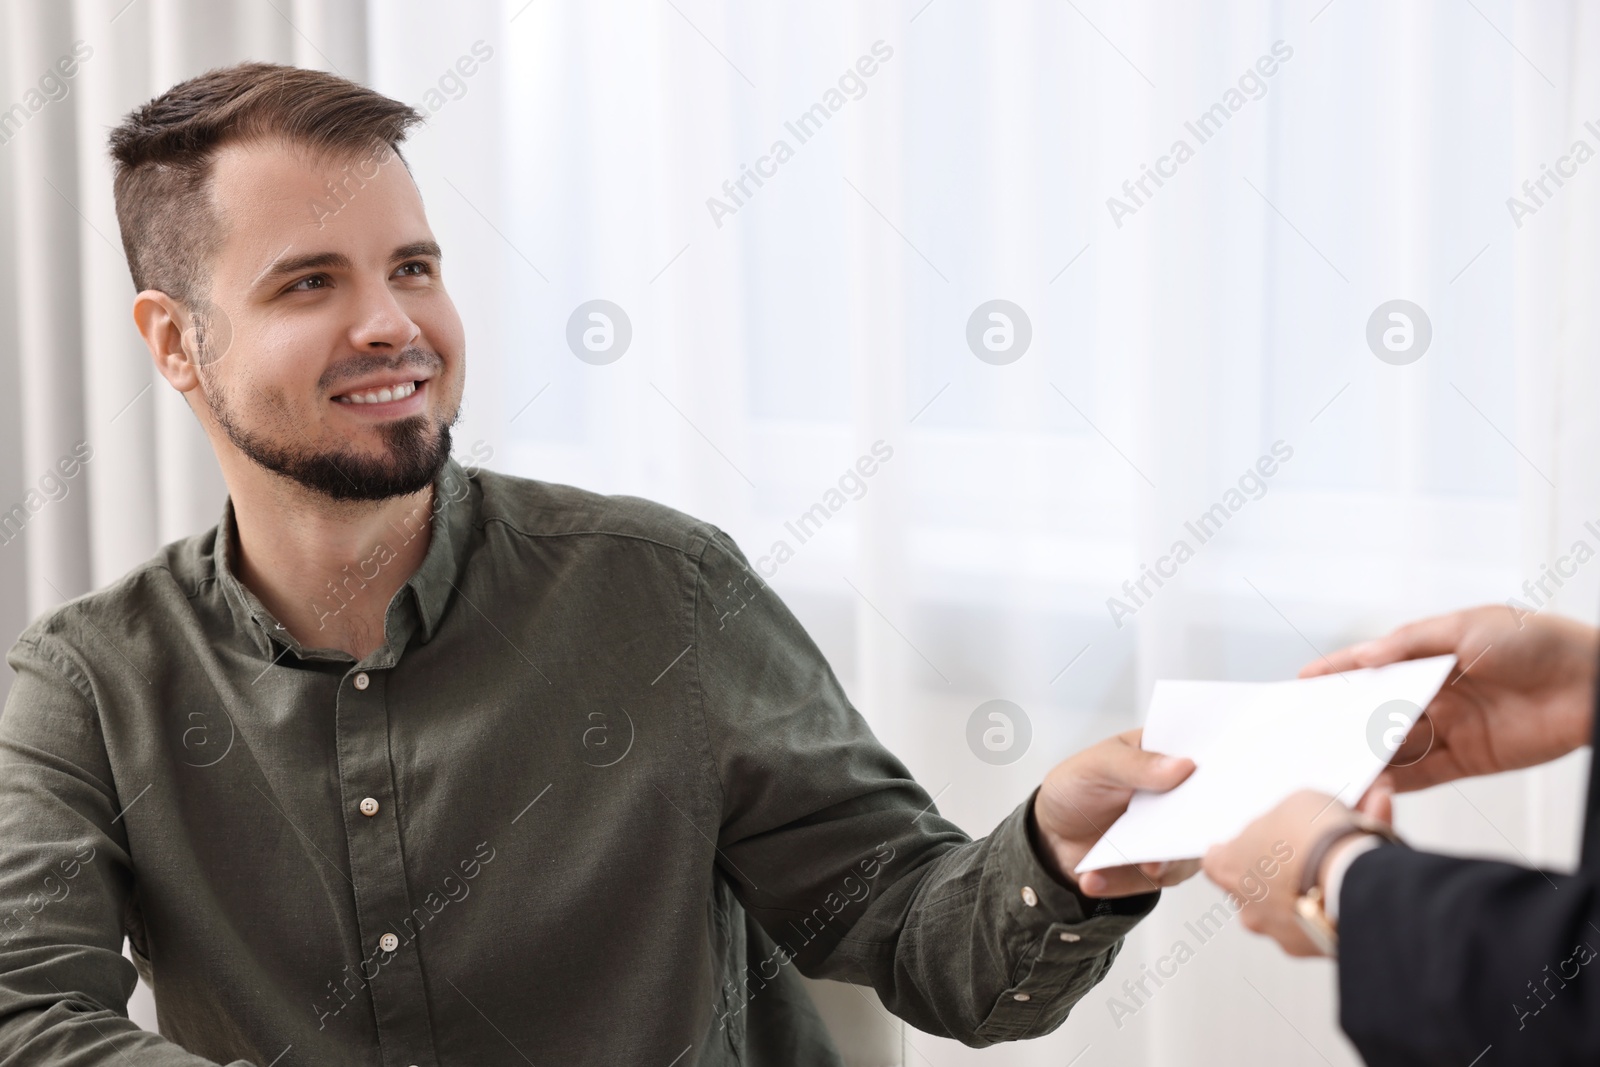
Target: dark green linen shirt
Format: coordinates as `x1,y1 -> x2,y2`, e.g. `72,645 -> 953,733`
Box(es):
0,456 -> 1155,1066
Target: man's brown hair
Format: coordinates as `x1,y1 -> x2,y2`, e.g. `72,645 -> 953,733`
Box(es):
108,61 -> 424,311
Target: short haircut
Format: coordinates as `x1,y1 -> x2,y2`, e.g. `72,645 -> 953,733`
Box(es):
108,61 -> 425,309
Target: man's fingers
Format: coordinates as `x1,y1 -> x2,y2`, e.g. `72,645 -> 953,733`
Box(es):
1137,858 -> 1200,886
1298,612 -> 1469,679
1298,647 -> 1363,678
1379,751 -> 1462,794
1389,716 -> 1436,765
1261,916 -> 1327,958
1093,738 -> 1195,793
1200,844 -> 1230,887
1355,782 -> 1393,824
1299,638 -> 1394,678
1077,864 -> 1167,899
1377,613 -> 1473,663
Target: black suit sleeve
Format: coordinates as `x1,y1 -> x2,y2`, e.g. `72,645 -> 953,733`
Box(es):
1338,843 -> 1600,1066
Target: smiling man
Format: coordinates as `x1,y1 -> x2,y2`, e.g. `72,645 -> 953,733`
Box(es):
0,63 -> 1193,1066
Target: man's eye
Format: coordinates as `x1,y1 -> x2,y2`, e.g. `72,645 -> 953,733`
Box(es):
397,261 -> 434,277
287,274 -> 328,292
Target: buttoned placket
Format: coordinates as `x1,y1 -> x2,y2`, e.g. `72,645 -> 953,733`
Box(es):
209,465 -> 470,1063
334,657 -> 441,1067
238,570 -> 439,1067
240,585 -> 442,1066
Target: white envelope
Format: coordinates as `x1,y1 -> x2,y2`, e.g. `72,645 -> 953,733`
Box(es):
1076,654 -> 1457,873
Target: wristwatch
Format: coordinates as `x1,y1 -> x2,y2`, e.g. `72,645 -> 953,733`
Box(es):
1293,815 -> 1403,956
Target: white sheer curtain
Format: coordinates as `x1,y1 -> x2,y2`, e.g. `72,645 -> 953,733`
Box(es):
2,2 -> 1595,1064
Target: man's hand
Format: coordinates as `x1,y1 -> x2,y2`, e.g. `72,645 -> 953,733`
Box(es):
1303,606 -> 1598,803
1032,728 -> 1197,898
1201,789 -> 1361,957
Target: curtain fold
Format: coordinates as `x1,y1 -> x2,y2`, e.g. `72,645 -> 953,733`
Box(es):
9,0 -> 91,613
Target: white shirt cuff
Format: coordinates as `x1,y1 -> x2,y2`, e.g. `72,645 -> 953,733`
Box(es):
1324,833 -> 1384,923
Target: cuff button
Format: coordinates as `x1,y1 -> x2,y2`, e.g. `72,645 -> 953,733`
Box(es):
1059,931 -> 1081,942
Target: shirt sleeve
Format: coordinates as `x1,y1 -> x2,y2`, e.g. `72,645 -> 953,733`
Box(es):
0,633 -> 250,1066
1337,844 -> 1600,1066
691,528 -> 1157,1047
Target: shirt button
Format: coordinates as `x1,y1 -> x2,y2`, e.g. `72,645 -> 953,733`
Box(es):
1059,931 -> 1081,942
379,933 -> 399,952
359,798 -> 379,817
1013,992 -> 1031,1002
354,672 -> 370,690
1020,886 -> 1038,907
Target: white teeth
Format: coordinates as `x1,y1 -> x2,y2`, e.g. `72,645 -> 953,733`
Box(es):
337,380 -> 418,405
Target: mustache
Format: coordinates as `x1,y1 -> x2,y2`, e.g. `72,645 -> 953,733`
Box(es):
319,347 -> 443,392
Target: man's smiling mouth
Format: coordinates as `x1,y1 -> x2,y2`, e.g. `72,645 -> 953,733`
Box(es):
332,379 -> 424,405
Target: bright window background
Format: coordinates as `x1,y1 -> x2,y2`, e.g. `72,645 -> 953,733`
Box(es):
378,4 -> 1579,1059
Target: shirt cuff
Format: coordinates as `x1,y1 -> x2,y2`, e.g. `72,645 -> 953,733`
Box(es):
971,787 -> 1160,1043
1019,785 -> 1161,921
1324,834 -> 1384,923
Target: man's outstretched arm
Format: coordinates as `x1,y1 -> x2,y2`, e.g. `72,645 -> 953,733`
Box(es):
692,528 -> 1191,1046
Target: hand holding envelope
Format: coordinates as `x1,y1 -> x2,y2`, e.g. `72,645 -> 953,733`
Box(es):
1076,654 -> 1457,873
1199,606 -> 1600,967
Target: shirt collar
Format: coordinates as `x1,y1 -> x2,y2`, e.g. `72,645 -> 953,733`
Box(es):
212,455 -> 478,661
407,455 -> 477,644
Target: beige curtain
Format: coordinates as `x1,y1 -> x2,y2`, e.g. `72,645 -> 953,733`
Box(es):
0,0 -> 369,675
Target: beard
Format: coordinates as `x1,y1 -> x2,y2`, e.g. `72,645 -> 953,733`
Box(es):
211,379 -> 454,503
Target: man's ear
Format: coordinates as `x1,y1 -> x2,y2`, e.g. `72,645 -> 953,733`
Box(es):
133,289 -> 201,393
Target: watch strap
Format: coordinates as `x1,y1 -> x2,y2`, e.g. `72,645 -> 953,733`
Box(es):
1298,815 -> 1402,897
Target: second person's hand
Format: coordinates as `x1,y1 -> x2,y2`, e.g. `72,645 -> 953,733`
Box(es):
1304,605 -> 1598,797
